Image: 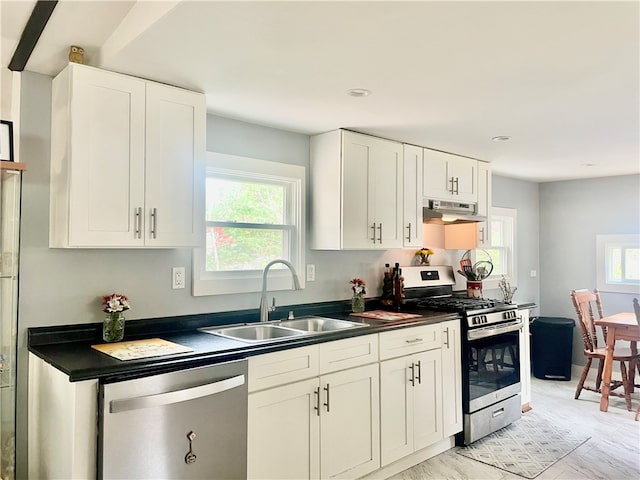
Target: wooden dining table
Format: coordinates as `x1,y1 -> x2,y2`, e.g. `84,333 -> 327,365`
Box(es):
595,312 -> 640,412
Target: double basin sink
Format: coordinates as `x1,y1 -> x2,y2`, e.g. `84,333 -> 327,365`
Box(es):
200,316 -> 367,344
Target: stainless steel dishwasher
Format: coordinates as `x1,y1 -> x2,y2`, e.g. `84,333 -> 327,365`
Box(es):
98,359 -> 247,479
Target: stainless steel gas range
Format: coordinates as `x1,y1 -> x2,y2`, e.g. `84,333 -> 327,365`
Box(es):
402,265 -> 522,445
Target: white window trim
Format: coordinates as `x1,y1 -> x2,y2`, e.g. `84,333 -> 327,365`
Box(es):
596,234 -> 640,294
192,152 -> 305,296
483,206 -> 517,291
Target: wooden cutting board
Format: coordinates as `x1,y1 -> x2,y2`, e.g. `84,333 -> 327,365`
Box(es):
92,338 -> 193,361
350,310 -> 422,321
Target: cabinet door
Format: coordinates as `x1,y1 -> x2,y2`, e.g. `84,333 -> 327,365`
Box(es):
448,156 -> 477,203
248,378 -> 320,480
380,355 -> 414,466
519,309 -> 532,408
476,162 -> 492,247
423,149 -> 478,203
422,149 -> 450,200
67,66 -> 146,247
320,363 -> 380,479
145,83 -> 206,247
412,349 -> 443,450
441,320 -> 463,437
342,132 -> 402,249
402,145 -> 423,248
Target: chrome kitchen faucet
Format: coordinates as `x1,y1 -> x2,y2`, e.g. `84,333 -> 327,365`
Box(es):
260,259 -> 301,322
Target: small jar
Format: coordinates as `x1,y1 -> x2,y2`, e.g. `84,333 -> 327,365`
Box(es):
467,281 -> 483,299
103,312 -> 125,342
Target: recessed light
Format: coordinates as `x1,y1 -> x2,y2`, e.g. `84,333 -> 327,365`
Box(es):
581,163 -> 596,167
347,88 -> 372,97
491,135 -> 511,141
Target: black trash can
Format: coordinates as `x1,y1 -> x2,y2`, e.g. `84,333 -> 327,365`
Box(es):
530,316 -> 575,380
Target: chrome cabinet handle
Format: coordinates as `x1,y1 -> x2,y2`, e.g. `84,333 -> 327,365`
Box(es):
416,360 -> 422,384
134,207 -> 142,239
409,363 -> 415,387
406,222 -> 412,242
314,387 -> 320,416
479,226 -> 485,243
405,338 -> 423,344
454,177 -> 460,195
377,223 -> 382,244
371,223 -> 377,244
449,177 -> 455,194
444,327 -> 450,348
323,384 -> 330,412
150,208 -> 157,239
110,374 -> 245,413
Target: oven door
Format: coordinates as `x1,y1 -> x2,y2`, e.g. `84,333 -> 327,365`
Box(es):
463,326 -> 521,413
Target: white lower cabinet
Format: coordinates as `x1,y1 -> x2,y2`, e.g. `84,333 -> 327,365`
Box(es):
248,335 -> 380,480
380,349 -> 442,466
441,320 -> 463,437
248,378 -> 320,479
519,308 -> 532,410
320,363 -> 380,479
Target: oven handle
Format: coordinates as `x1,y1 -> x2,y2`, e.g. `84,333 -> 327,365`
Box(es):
467,320 -> 522,340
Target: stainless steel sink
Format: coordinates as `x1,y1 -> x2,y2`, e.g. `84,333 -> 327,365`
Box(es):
200,324 -> 306,343
199,316 -> 367,343
278,316 -> 365,332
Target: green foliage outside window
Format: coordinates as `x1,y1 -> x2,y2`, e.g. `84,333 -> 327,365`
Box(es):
205,178 -> 288,271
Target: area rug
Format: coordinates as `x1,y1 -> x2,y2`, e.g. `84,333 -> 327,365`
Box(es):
457,412 -> 590,478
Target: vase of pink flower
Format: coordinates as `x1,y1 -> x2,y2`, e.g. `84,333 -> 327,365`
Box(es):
349,278 -> 366,313
102,293 -> 130,342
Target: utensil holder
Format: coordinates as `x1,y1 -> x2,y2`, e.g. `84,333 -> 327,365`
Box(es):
467,281 -> 483,298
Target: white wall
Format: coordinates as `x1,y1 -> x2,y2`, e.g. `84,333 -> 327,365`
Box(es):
539,174 -> 640,365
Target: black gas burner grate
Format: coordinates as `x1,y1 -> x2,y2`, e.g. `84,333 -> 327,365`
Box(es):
413,296 -> 500,313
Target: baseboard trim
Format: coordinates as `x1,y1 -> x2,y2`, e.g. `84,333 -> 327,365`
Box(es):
360,436 -> 455,479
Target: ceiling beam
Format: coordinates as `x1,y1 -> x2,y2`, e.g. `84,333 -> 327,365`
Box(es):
8,0 -> 58,72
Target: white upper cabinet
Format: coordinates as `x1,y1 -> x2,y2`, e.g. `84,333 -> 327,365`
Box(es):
423,148 -> 477,203
49,63 -> 205,248
310,130 -> 403,249
402,144 -> 423,248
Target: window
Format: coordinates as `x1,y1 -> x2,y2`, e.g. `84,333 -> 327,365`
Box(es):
597,234 -> 640,294
193,152 -> 305,296
477,207 -> 517,288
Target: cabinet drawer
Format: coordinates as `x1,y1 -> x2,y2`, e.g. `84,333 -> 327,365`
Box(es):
248,345 -> 319,392
319,334 -> 379,374
379,324 -> 441,360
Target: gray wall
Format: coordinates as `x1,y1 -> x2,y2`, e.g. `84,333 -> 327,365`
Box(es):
15,71 -> 542,476
539,174 -> 640,365
485,175 -> 541,307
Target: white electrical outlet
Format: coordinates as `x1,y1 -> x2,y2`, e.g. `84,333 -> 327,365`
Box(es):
530,270 -> 537,277
172,267 -> 186,289
306,264 -> 316,282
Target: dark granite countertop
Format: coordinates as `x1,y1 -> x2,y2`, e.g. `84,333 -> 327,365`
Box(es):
28,300 -> 459,383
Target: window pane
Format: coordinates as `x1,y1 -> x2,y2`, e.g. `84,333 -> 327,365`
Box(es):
481,248 -> 506,276
206,178 -> 285,224
624,248 -> 639,281
609,247 -> 622,281
490,220 -> 504,246
206,226 -> 286,271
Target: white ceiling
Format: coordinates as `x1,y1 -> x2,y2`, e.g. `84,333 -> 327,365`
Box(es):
2,0 -> 639,183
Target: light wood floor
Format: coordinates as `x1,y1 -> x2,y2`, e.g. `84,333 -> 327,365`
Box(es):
390,375 -> 640,479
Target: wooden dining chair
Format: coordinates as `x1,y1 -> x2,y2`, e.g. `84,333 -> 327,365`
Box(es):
570,289 -> 639,411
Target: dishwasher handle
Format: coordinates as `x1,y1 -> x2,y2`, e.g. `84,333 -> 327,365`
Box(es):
110,374 -> 246,414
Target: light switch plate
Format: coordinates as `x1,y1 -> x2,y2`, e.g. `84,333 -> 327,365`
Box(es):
306,264 -> 316,282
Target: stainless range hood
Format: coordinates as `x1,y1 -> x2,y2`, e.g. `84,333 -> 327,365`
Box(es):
422,199 -> 486,224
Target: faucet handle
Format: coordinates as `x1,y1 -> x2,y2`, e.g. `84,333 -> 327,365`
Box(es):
269,297 -> 276,312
